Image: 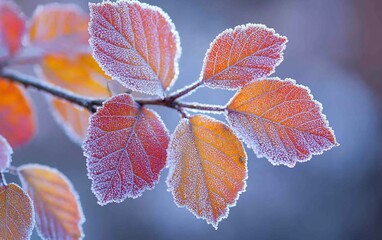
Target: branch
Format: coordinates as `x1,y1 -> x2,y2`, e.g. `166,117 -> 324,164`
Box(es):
176,102 -> 226,112
1,69 -> 102,113
0,69 -> 226,115
167,80 -> 203,101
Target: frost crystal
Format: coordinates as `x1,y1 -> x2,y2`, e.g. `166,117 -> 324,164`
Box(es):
166,115 -> 247,229
83,94 -> 169,205
226,78 -> 338,167
201,23 -> 287,90
89,0 -> 181,98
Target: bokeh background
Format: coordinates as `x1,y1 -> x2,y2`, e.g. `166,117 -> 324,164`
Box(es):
8,0 -> 382,239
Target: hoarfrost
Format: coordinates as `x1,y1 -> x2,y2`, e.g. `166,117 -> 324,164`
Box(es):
89,0 -> 181,98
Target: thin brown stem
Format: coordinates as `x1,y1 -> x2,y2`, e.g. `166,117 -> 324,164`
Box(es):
0,69 -> 226,115
177,102 -> 226,112
167,80 -> 203,101
1,69 -> 102,113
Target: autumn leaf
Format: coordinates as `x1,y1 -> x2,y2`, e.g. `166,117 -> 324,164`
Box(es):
226,78 -> 338,167
27,4 -> 111,143
201,24 -> 287,90
38,54 -> 110,144
0,183 -> 34,240
83,94 -> 169,205
27,3 -> 89,54
39,54 -> 109,97
0,0 -> 26,59
0,136 -> 12,172
19,164 -> 85,240
89,0 -> 181,97
0,79 -> 35,147
166,115 -> 247,229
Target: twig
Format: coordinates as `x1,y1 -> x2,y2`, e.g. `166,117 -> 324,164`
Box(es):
1,69 -> 102,113
0,69 -> 226,115
177,102 -> 226,112
167,80 -> 203,101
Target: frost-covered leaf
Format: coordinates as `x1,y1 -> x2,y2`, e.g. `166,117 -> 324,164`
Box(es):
0,0 -> 26,59
38,54 -> 110,144
89,0 -> 181,97
27,3 -> 90,55
167,115 -> 247,229
0,136 -> 12,172
83,94 -> 169,205
201,24 -> 287,90
0,79 -> 35,147
226,78 -> 338,167
0,183 -> 34,240
19,164 -> 85,240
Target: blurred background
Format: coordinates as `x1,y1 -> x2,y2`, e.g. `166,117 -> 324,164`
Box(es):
8,0 -> 382,239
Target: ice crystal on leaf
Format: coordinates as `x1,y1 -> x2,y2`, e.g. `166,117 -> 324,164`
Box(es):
0,183 -> 35,240
226,78 -> 338,167
201,24 -> 287,90
88,0 -> 181,98
19,164 -> 85,240
83,94 -> 169,205
167,115 -> 247,229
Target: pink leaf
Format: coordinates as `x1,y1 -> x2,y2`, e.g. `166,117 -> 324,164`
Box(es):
89,0 -> 181,98
83,94 -> 169,205
0,0 -> 26,59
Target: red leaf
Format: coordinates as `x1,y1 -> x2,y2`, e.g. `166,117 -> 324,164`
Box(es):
167,115 -> 247,229
0,0 -> 25,59
19,164 -> 85,240
226,78 -> 338,167
202,24 -> 287,90
0,79 -> 35,147
0,136 -> 12,172
83,94 -> 169,205
89,0 -> 181,97
0,183 -> 35,240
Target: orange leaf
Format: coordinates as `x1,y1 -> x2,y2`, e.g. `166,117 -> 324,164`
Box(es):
89,0 -> 181,97
226,78 -> 338,167
83,94 -> 169,205
0,183 -> 34,240
19,164 -> 85,240
0,0 -> 25,58
0,136 -> 12,172
202,24 -> 287,90
39,54 -> 109,97
0,79 -> 35,147
166,115 -> 247,229
28,3 -> 89,54
28,4 -> 111,143
38,53 -> 110,143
